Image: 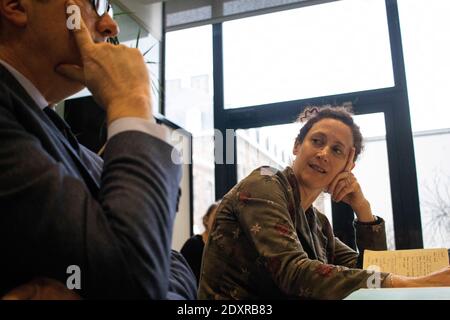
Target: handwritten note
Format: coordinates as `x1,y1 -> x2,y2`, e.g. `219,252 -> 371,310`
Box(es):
363,248 -> 449,277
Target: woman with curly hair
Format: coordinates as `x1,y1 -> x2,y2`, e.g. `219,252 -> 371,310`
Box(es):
198,105 -> 450,300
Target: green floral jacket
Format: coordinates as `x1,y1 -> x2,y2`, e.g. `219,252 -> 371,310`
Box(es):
198,166 -> 390,300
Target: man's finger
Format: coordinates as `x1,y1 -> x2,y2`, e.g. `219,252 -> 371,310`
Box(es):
66,0 -> 93,55
345,147 -> 355,172
55,64 -> 85,83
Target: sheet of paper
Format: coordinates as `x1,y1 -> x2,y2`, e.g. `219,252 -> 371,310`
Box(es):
363,248 -> 449,277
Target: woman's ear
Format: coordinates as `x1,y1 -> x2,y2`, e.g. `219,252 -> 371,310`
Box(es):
293,142 -> 300,156
0,0 -> 28,28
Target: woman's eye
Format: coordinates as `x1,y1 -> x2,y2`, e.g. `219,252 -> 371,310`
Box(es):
333,147 -> 343,155
312,138 -> 322,145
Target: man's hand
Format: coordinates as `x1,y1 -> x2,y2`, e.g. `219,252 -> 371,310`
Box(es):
326,147 -> 375,222
56,1 -> 151,125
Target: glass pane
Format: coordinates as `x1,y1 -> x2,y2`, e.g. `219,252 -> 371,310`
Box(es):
118,34 -> 160,115
399,0 -> 450,248
165,26 -> 215,234
236,112 -> 395,249
236,124 -> 296,181
223,0 -> 394,109
352,113 -> 394,250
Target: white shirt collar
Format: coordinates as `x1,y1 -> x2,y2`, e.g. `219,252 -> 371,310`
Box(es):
0,59 -> 49,110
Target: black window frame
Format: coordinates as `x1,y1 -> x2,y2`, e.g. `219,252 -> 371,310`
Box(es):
163,0 -> 423,249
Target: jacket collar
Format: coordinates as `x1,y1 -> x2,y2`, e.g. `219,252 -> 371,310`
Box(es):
0,64 -> 100,198
0,59 -> 48,110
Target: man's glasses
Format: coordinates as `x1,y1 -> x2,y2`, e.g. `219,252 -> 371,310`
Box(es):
91,0 -> 112,17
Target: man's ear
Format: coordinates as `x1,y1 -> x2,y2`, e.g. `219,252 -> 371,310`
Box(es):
0,0 -> 28,27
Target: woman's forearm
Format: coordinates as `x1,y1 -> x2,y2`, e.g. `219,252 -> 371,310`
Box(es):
385,266 -> 450,287
352,199 -> 376,223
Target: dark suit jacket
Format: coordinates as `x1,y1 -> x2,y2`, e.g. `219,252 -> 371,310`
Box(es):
0,65 -> 183,299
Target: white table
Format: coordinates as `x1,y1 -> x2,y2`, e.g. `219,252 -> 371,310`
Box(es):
345,287 -> 450,300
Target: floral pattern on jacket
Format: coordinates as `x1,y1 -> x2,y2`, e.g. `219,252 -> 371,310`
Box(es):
198,166 -> 390,300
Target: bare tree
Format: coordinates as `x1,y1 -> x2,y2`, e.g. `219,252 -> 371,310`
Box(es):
422,173 -> 450,247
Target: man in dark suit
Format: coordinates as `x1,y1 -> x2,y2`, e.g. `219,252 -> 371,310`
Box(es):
0,0 -> 192,299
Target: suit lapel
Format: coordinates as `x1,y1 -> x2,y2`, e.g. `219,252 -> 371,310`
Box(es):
0,66 -> 100,198
45,119 -> 100,197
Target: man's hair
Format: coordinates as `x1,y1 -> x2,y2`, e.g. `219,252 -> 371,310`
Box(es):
294,104 -> 364,161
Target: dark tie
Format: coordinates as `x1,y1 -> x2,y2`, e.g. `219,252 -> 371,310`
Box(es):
43,106 -> 79,151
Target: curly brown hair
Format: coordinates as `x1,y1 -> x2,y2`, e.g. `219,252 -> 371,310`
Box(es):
295,104 -> 364,161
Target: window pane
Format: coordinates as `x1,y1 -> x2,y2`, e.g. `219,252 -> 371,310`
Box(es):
399,0 -> 450,248
223,0 -> 394,109
119,34 -> 160,115
236,112 -> 395,249
352,113 -> 394,250
236,123 -> 295,180
165,26 -> 215,234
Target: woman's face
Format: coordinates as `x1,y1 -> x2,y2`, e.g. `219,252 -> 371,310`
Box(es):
292,118 -> 354,191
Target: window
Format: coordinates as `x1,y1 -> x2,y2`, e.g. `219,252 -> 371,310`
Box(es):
352,113 -> 395,249
165,26 -> 215,234
398,0 -> 450,248
119,32 -> 160,114
237,124 -> 295,182
223,0 -> 394,109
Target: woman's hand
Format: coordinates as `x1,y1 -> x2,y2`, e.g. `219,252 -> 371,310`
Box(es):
387,266 -> 450,287
326,148 -> 375,222
417,266 -> 450,287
